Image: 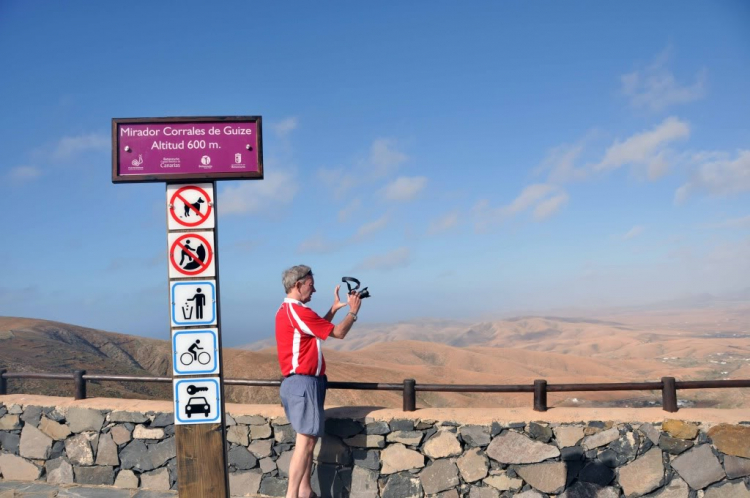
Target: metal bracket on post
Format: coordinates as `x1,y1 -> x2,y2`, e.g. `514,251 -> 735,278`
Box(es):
533,379 -> 548,412
403,379 -> 416,412
74,370 -> 87,400
662,377 -> 678,412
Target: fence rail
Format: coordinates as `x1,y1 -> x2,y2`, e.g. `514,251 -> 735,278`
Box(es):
1,368 -> 749,412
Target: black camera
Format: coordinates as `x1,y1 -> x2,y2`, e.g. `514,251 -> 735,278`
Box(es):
342,277 -> 370,298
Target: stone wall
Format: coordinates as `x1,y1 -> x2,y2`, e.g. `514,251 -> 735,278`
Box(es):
1,398 -> 749,497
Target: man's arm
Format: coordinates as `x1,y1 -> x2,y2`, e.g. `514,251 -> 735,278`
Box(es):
330,292 -> 362,340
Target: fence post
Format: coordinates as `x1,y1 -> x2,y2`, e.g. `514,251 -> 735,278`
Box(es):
74,370 -> 87,400
533,379 -> 548,412
403,379 -> 416,412
662,376 -> 677,412
0,369 -> 6,395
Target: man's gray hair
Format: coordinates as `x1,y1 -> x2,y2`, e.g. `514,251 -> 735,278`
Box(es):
282,265 -> 312,293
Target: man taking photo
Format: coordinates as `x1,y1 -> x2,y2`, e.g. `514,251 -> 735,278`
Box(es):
275,265 -> 362,498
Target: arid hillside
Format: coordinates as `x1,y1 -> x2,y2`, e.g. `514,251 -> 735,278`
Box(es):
2,304 -> 749,409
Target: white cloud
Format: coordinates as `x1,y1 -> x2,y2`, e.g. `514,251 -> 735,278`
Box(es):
352,247 -> 411,272
621,47 -> 707,111
338,198 -> 362,223
474,183 -> 568,229
297,233 -> 338,254
622,225 -> 645,240
533,192 -> 569,220
351,215 -> 390,242
538,142 -> 588,183
379,176 -> 427,202
8,165 -> 41,182
220,168 -> 298,215
272,117 -> 298,137
699,215 -> 750,230
53,132 -> 109,159
593,117 -> 690,177
370,138 -> 408,177
675,150 -> 750,204
427,211 -> 460,235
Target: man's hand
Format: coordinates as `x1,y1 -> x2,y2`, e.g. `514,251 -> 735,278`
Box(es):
331,285 -> 348,313
347,290 -> 362,315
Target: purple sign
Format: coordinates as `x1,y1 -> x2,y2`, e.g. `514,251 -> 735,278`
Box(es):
112,117 -> 263,183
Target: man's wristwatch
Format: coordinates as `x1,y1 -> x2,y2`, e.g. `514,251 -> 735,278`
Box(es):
348,311 -> 358,322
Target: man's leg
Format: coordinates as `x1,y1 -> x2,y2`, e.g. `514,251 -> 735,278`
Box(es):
298,435 -> 317,498
286,433 -> 316,498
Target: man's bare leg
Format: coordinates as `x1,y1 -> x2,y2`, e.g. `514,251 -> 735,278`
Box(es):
298,436 -> 317,498
287,433 -> 317,498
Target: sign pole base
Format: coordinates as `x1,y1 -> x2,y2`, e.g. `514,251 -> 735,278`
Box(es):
175,424 -> 228,496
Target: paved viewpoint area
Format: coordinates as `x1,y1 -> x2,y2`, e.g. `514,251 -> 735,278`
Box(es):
0,480 -> 175,497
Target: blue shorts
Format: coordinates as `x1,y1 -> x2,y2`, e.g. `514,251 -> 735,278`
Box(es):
279,374 -> 327,437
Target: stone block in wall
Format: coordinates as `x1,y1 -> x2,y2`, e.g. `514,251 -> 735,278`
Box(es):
386,430 -> 423,446
229,469 -> 262,497
250,423 -> 272,440
140,467 -> 171,490
554,426 -> 584,449
151,413 -> 174,428
74,465 -> 115,486
19,406 -> 42,427
527,422 -> 553,443
559,481 -> 620,498
582,428 -> 620,451
420,458 -> 460,495
0,453 -> 40,481
312,464 -> 351,498
110,424 -> 132,445
364,421 -> 390,435
114,469 -> 139,488
39,416 -> 71,441
248,439 -> 273,458
381,443 -> 424,474
259,457 -> 276,473
325,418 -> 364,438
390,419 -> 415,432
45,457 -> 73,484
486,431 -> 559,464
0,432 -> 20,454
484,472 -> 523,491
515,461 -> 566,494
704,481 -> 750,498
273,424 -> 294,443
577,461 -> 615,487
259,476 -> 288,497
148,437 -> 175,469
64,433 -> 94,465
7,405 -> 22,415
381,472 -> 422,498
707,424 -> 750,459
275,450 -> 292,477
109,411 -> 149,424
227,425 -> 249,446
662,420 -> 699,440
724,455 -> 750,479
313,434 -> 351,465
0,415 -> 21,430
671,444 -> 726,490
617,447 -> 664,496
351,465 -> 379,498
19,424 -> 52,460
469,486 -> 500,498
120,439 -> 153,471
235,415 -> 267,426
659,435 -> 694,455
95,432 -> 119,466
344,434 -> 385,449
644,476 -> 689,498
639,423 -> 661,445
229,445 -> 257,470
133,424 -> 165,440
66,407 -> 105,433
423,430 -> 463,459
352,449 -> 380,471
457,447 -> 488,483
460,425 -> 492,447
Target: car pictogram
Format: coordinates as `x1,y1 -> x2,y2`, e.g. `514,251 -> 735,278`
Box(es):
185,396 -> 211,418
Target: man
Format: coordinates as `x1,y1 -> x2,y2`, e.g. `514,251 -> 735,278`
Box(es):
275,265 -> 362,498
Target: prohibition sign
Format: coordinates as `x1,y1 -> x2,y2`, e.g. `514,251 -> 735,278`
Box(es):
170,185 -> 213,228
170,233 -> 214,276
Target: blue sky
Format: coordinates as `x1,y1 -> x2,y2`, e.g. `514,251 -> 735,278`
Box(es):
1,1 -> 749,346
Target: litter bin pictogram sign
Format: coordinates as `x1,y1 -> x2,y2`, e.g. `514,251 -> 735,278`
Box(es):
168,231 -> 215,278
167,183 -> 215,230
171,280 -> 217,326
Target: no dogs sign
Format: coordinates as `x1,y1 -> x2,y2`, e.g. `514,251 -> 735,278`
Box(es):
168,231 -> 215,278
167,183 -> 215,230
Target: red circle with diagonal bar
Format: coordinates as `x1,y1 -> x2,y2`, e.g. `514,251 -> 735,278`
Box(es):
170,185 -> 213,228
170,233 -> 214,276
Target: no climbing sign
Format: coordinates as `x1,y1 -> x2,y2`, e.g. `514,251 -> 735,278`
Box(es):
167,183 -> 215,230
168,231 -> 215,278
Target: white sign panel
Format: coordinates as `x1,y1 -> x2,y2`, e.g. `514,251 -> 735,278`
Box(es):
174,378 -> 222,425
171,280 -> 217,327
168,231 -> 216,279
167,183 -> 215,230
172,328 -> 220,376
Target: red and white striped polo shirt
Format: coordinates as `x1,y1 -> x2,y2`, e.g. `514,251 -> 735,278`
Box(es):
275,298 -> 334,377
